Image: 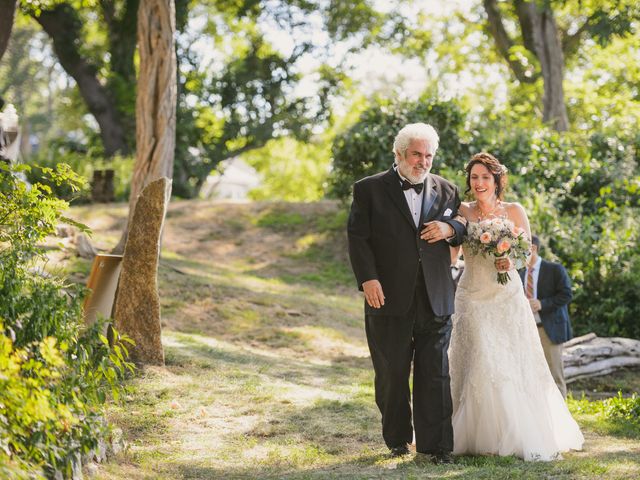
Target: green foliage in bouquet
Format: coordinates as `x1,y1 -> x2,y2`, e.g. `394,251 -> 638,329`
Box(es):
0,162 -> 135,477
465,218 -> 531,285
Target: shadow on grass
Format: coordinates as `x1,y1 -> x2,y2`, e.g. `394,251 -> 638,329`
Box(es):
161,449 -> 625,480
588,448 -> 640,465
164,334 -> 372,393
157,257 -> 363,346
113,334 -> 640,480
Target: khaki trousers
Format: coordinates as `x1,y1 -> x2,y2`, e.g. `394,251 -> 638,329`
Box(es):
537,325 -> 567,398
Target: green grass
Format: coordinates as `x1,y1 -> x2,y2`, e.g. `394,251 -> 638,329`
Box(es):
56,200 -> 640,480
569,393 -> 640,439
255,209 -> 306,230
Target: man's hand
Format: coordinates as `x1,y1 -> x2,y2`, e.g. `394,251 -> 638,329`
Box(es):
494,257 -> 513,272
420,221 -> 454,243
529,298 -> 542,313
362,279 -> 385,309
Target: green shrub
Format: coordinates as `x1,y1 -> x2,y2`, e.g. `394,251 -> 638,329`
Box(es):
1,163 -> 87,346
0,162 -> 134,477
331,101 -> 640,339
25,149 -> 134,203
329,97 -> 470,201
570,391 -> 640,438
605,392 -> 640,426
516,131 -> 640,339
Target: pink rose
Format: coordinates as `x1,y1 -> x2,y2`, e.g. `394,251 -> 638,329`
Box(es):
497,238 -> 511,254
480,232 -> 492,244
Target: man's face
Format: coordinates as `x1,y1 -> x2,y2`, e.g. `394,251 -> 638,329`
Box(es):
529,244 -> 539,265
397,138 -> 435,184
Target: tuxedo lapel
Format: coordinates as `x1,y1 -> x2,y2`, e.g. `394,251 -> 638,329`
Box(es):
382,168 -> 416,231
420,174 -> 439,224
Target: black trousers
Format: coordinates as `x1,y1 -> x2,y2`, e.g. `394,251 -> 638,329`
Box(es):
365,272 -> 453,454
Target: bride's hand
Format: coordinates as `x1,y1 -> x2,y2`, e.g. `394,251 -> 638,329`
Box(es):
494,257 -> 513,272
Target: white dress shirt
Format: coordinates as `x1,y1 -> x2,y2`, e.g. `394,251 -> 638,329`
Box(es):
396,168 -> 424,228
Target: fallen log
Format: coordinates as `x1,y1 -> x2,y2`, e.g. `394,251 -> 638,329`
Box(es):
563,334 -> 640,383
565,357 -> 640,383
563,332 -> 597,348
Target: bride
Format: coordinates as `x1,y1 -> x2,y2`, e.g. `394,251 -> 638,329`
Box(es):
446,152 -> 584,461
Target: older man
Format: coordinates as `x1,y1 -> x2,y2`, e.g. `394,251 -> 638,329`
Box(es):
347,123 -> 466,462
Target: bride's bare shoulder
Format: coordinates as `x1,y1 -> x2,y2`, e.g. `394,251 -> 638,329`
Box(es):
502,201 -> 527,215
502,202 -> 529,226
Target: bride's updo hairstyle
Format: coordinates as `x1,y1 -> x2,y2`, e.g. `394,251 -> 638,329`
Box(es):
464,152 -> 508,200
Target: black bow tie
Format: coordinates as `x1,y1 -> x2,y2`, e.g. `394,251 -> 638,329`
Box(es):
401,179 -> 424,194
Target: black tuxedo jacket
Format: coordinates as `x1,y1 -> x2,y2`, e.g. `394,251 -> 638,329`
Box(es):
519,259 -> 573,344
347,167 -> 466,317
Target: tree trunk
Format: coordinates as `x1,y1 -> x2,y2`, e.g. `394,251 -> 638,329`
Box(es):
35,4 -> 129,156
515,1 -> 569,131
482,0 -> 536,84
101,0 -> 139,141
102,0 -> 140,86
113,0 -> 176,253
484,0 -> 569,132
0,0 -> 17,61
539,12 -> 568,131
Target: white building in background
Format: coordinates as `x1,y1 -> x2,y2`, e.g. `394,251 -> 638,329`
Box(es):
200,157 -> 261,200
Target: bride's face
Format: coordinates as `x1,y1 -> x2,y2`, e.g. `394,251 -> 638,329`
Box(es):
469,163 -> 496,202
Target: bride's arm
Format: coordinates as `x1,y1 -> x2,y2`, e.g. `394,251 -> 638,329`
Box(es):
449,203 -> 472,263
508,203 -> 532,241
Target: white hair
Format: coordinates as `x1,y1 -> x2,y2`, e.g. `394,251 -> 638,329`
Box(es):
393,123 -> 439,162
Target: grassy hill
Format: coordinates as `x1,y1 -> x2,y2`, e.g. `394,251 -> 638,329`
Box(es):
58,200 -> 640,479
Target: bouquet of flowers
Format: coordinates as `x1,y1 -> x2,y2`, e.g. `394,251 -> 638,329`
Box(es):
465,218 -> 531,285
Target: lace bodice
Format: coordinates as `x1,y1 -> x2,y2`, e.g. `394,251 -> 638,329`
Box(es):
457,249 -> 522,301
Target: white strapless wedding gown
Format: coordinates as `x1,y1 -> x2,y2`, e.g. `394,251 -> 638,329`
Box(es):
449,250 -> 584,461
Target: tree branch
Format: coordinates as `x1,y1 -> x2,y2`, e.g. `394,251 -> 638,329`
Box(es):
222,138 -> 271,162
561,18 -> 594,59
99,0 -> 116,25
514,0 -> 540,52
102,0 -> 139,84
482,0 -> 536,84
33,3 -> 129,156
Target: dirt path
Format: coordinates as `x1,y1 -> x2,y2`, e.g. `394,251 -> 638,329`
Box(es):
62,201 -> 639,479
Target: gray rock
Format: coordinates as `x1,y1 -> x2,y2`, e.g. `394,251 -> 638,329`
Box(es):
113,178 -> 171,365
84,463 -> 99,478
71,453 -> 84,480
